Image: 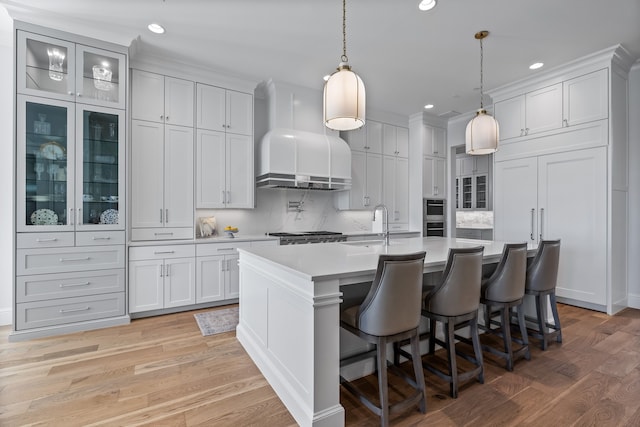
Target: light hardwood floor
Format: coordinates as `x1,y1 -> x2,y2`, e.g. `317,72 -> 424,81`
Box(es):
1,304 -> 639,426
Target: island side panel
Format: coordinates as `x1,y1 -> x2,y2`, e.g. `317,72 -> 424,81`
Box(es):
237,251 -> 345,427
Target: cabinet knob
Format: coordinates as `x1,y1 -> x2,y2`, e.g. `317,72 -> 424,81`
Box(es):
160,115 -> 164,120
166,116 -> 170,121
68,91 -> 73,96
525,128 -> 529,135
563,119 -> 568,127
76,93 -> 82,97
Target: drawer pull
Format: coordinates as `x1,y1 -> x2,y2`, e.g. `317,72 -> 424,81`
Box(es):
217,248 -> 236,251
154,232 -> 174,236
36,238 -> 58,242
59,257 -> 91,262
60,306 -> 91,314
59,282 -> 90,288
154,250 -> 175,254
92,236 -> 111,240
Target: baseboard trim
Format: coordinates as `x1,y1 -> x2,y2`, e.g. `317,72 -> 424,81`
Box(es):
628,293 -> 640,309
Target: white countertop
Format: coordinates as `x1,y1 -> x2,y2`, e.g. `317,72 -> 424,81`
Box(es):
128,234 -> 279,247
238,236 -> 537,282
456,225 -> 494,230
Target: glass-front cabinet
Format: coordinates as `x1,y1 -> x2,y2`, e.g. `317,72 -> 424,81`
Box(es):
17,95 -> 124,232
17,31 -> 126,109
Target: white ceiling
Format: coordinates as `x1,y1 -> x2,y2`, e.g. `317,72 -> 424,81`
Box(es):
2,0 -> 639,119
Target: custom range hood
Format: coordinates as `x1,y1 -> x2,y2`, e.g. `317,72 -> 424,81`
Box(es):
256,128 -> 351,190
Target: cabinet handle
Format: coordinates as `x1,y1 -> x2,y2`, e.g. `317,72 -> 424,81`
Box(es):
59,282 -> 90,288
166,264 -> 170,277
166,116 -> 170,121
539,207 -> 544,241
59,306 -> 90,314
68,91 -> 73,96
160,115 -> 164,121
59,256 -> 91,262
165,209 -> 169,223
92,236 -> 111,240
77,208 -> 82,225
36,238 -> 58,242
217,247 -> 235,251
160,209 -> 163,223
68,208 -> 74,225
222,190 -> 226,204
154,232 -> 174,236
563,119 -> 568,127
434,186 -> 438,195
520,129 -> 524,137
525,128 -> 530,135
160,265 -> 163,278
227,191 -> 231,204
154,250 -> 175,254
530,208 -> 535,241
76,93 -> 82,97
222,124 -> 227,128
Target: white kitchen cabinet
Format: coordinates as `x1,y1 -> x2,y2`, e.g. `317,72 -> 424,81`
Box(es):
131,70 -> 194,127
494,147 -> 607,305
131,120 -> 194,240
337,150 -> 383,209
459,155 -> 488,176
382,124 -> 409,158
423,156 -> 446,198
456,156 -> 489,211
196,83 -> 253,135
345,120 -> 382,153
196,242 -> 253,303
383,156 -> 409,227
423,125 -> 446,158
196,130 -> 253,209
563,69 -> 608,127
128,245 -> 196,313
17,31 -> 127,109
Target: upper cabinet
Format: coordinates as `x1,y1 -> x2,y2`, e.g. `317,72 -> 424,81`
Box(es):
494,69 -> 608,142
17,31 -> 126,109
423,125 -> 446,158
196,83 -> 253,135
131,70 -> 194,127
382,124 -> 409,157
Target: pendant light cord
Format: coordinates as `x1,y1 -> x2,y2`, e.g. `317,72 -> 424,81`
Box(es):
479,36 -> 484,109
342,0 -> 348,62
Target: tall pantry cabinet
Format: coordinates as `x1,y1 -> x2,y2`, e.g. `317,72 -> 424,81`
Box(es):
12,22 -> 129,340
490,45 -> 633,315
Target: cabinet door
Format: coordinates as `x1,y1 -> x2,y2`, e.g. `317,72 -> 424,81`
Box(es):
538,147 -> 607,305
494,96 -> 525,140
226,134 -> 254,208
460,157 -> 474,176
394,157 -> 409,223
164,125 -> 194,228
164,77 -> 194,127
366,121 -> 383,153
17,96 -> 75,232
225,255 -> 240,299
196,130 -> 226,208
196,83 -> 226,131
423,156 -> 435,198
474,154 -> 489,174
396,127 -> 409,158
563,69 -> 608,127
366,153 -> 383,207
76,105 -> 125,230
129,259 -> 163,313
131,70 -> 164,123
433,127 -> 446,158
17,31 -> 76,101
525,83 -> 562,135
130,120 -> 164,228
382,124 -> 397,156
164,257 -> 196,308
493,157 -> 538,243
226,90 -> 253,136
344,128 -> 367,151
382,155 -> 395,215
196,255 -> 224,303
75,44 -> 126,109
434,158 -> 446,197
349,150 -> 367,209
474,175 -> 488,209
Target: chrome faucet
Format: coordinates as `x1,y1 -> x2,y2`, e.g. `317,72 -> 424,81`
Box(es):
373,204 -> 390,246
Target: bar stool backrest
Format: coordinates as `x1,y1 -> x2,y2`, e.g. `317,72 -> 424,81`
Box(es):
357,252 -> 427,337
424,247 -> 484,317
526,240 -> 561,293
484,243 -> 528,302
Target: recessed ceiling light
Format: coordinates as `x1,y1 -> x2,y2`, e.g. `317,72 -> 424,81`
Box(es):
418,0 -> 437,11
529,62 -> 544,70
424,104 -> 434,109
148,23 -> 165,34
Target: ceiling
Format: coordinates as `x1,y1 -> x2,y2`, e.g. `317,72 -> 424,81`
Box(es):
2,0 -> 639,120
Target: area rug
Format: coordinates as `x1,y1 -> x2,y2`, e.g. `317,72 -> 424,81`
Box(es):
194,307 -> 239,336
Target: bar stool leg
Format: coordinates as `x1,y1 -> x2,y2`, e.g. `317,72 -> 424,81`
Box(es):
410,333 -> 427,413
516,305 -> 531,360
550,293 -> 563,343
377,336 -> 390,427
535,294 -> 548,350
429,319 -> 437,354
470,317 -> 484,384
445,320 -> 458,398
501,307 -> 514,371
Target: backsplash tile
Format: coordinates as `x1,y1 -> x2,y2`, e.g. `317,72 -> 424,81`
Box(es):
456,210 -> 494,228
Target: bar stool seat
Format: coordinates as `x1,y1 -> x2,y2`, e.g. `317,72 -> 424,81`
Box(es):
340,252 -> 427,427
479,243 -> 531,371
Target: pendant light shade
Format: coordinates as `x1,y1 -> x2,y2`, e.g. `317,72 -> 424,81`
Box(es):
466,30 -> 498,155
323,0 -> 365,131
466,109 -> 499,155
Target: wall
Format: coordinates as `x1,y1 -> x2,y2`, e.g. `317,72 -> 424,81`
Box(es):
628,63 -> 640,308
196,189 -> 377,236
0,8 -> 12,325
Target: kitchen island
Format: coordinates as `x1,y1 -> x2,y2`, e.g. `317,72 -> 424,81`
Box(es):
236,237 -> 536,427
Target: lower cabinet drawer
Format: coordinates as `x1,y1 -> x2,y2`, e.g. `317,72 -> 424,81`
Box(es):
76,231 -> 126,246
16,269 -> 125,303
16,246 -> 125,276
16,232 -> 74,249
15,293 -> 125,330
131,227 -> 193,241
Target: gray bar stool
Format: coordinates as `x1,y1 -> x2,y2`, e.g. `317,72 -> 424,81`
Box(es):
525,239 -> 562,350
340,252 -> 427,427
479,243 -> 531,371
421,246 -> 484,398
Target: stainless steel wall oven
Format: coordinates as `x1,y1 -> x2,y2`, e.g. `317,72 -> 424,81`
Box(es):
423,199 -> 446,237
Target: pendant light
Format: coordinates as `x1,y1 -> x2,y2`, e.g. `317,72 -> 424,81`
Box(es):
466,30 -> 499,155
323,0 -> 365,131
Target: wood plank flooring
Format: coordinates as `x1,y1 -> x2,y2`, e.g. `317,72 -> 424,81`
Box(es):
1,304 -> 639,426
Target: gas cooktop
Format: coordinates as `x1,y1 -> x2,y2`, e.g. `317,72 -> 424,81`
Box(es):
266,231 -> 346,244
